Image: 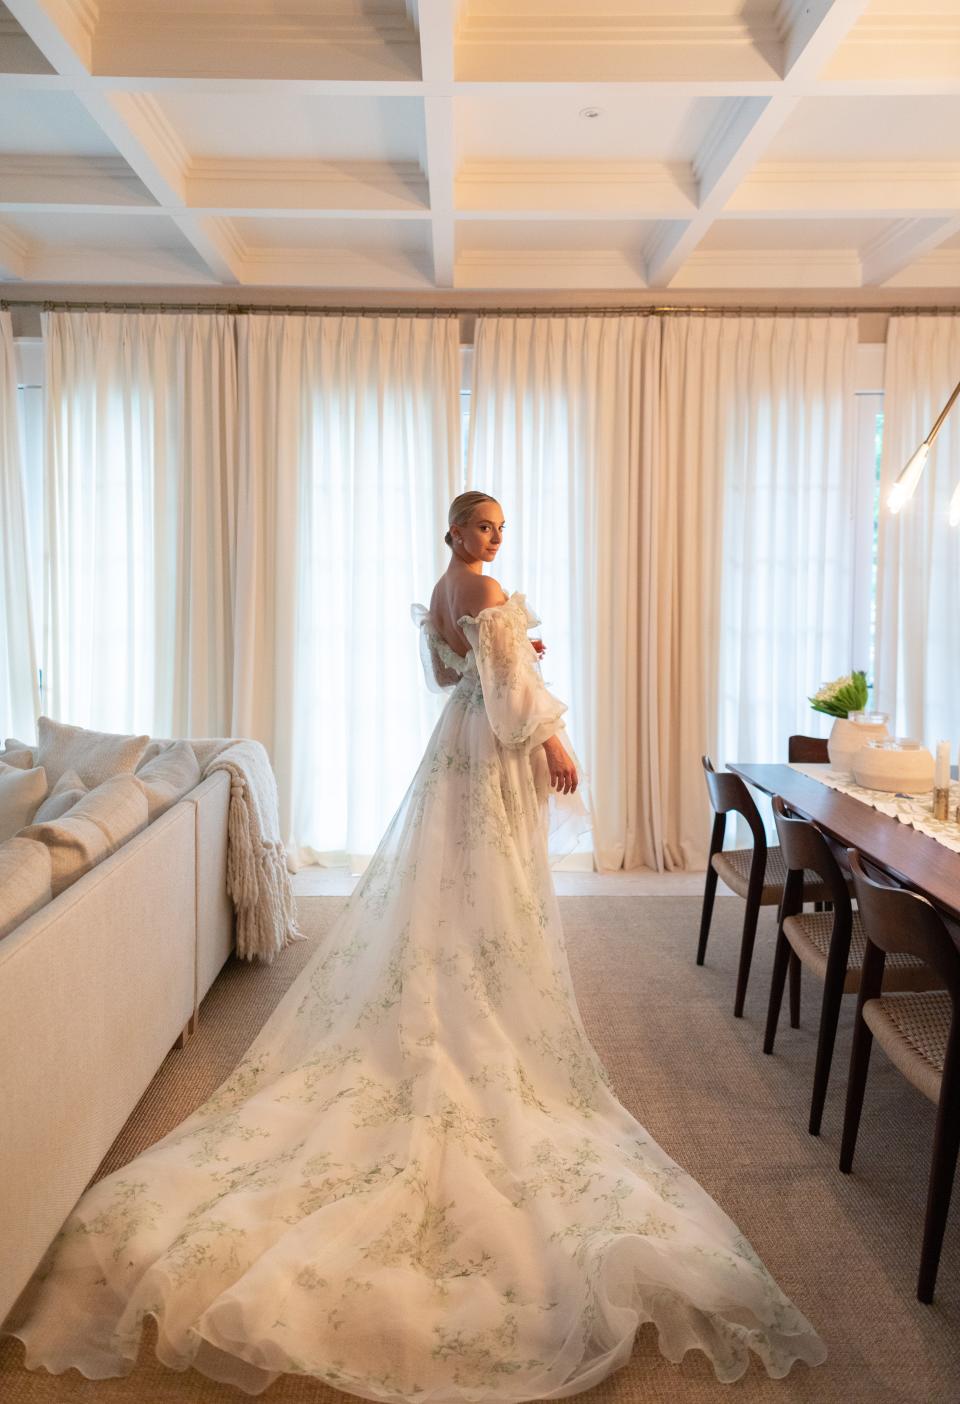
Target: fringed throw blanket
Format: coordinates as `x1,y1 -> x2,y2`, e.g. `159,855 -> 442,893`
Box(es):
197,739 -> 304,963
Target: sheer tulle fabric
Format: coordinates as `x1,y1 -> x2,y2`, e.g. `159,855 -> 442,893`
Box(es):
3,593 -> 826,1398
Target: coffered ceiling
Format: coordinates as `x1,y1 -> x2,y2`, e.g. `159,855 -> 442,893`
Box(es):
1,0 -> 959,292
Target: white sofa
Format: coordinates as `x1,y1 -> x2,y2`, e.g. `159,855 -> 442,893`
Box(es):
0,768 -> 235,1328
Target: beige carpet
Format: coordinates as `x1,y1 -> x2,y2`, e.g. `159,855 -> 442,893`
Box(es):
2,896 -> 958,1404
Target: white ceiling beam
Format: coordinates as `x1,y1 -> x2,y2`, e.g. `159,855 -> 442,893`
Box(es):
861,216 -> 960,287
171,216 -> 243,286
645,0 -> 872,288
0,7 -> 247,284
416,0 -> 457,288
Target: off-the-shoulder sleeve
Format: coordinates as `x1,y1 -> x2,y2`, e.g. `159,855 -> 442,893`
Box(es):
411,604 -> 460,693
458,593 -> 567,751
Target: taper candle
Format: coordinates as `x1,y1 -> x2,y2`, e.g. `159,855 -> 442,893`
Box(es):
935,739 -> 951,789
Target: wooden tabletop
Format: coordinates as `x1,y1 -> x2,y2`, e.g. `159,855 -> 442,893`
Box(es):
729,762 -> 960,924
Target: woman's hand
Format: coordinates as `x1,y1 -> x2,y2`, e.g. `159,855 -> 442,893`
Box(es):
542,735 -> 578,794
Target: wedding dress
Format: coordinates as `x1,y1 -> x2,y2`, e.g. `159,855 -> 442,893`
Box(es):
4,591 -> 826,1398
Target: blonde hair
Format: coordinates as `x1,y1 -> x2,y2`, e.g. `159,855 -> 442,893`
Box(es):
445,490 -> 501,547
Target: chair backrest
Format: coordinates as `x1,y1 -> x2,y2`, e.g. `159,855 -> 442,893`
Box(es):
788,734 -> 829,764
848,850 -> 960,1000
701,756 -> 766,851
772,795 -> 850,912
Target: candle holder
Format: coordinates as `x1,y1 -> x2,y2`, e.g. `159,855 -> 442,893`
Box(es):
933,786 -> 950,821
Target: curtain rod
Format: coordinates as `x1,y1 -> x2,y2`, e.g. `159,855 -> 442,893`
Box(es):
3,299 -> 960,318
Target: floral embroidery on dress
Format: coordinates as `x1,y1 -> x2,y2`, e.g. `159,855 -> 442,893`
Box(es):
5,588 -> 826,1398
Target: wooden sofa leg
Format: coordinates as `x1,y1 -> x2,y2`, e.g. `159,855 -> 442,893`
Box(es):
173,1011 -> 198,1049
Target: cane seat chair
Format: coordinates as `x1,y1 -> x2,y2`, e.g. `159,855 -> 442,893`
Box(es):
787,735 -> 830,764
765,797 -> 938,1137
842,850 -> 960,1303
698,757 -> 830,1018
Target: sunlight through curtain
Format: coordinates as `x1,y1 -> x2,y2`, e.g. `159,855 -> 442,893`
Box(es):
234,314 -> 460,864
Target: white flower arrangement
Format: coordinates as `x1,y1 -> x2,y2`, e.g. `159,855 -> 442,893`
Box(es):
809,670 -> 869,719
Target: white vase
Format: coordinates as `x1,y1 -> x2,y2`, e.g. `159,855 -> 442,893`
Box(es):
827,715 -> 890,776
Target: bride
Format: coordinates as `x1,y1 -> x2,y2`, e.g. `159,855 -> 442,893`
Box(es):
4,490 -> 826,1398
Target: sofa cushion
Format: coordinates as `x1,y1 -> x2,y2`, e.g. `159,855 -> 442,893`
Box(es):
33,768 -> 87,824
37,717 -> 149,790
21,775 -> 149,896
0,738 -> 36,770
0,837 -> 52,939
135,741 -> 201,822
136,738 -> 175,770
0,764 -> 48,844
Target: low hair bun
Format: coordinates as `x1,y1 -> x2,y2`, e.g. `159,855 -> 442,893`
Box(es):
444,530 -> 453,546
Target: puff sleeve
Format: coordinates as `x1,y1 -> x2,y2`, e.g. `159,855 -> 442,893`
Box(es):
458,593 -> 567,752
411,604 -> 461,693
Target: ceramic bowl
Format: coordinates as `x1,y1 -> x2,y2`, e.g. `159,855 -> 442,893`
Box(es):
852,742 -> 935,794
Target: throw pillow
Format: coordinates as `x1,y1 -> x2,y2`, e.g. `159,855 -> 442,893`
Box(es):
37,717 -> 149,790
135,740 -> 201,822
1,737 -> 37,770
0,837 -> 53,940
0,763 -> 49,844
22,774 -> 149,897
33,768 -> 87,824
136,738 -> 175,770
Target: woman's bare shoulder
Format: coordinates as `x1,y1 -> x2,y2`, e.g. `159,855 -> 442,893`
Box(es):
455,573 -> 509,620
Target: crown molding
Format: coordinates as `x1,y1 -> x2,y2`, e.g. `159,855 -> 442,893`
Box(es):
673,247 -> 863,288
456,248 -> 646,290
458,159 -> 690,187
185,159 -> 429,214
0,153 -> 138,179
457,12 -> 782,46
0,219 -> 33,260
121,93 -> 192,175
748,159 -> 960,185
850,15 -> 960,43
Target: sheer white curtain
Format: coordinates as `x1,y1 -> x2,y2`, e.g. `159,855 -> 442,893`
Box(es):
875,314 -> 960,745
468,315 -> 660,872
698,315 -> 860,772
43,311 -> 237,737
0,310 -> 40,738
235,314 -> 460,864
471,313 -> 859,871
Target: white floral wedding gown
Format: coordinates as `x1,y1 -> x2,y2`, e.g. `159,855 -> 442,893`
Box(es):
4,591 -> 826,1398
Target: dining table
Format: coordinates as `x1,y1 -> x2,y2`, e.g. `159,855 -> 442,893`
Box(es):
729,762 -> 960,939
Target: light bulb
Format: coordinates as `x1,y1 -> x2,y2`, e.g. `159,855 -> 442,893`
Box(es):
949,478 -> 960,528
887,441 -> 930,514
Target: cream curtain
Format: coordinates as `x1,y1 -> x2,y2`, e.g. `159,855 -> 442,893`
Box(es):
234,314 -> 460,863
702,316 -> 860,760
471,313 -> 859,871
468,315 -> 660,872
0,310 -> 40,738
875,315 -> 960,745
43,311 -> 237,737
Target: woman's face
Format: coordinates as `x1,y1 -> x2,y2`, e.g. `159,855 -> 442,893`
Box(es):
458,501 -> 505,562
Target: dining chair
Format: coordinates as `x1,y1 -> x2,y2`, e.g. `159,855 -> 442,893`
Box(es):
841,850 -> 960,1303
765,798 -> 938,1136
698,757 -> 829,1018
787,735 -> 829,764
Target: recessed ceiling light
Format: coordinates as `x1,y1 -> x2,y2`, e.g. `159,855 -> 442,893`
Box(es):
579,107 -> 602,120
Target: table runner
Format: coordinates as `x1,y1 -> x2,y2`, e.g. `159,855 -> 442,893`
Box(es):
789,762 -> 960,856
